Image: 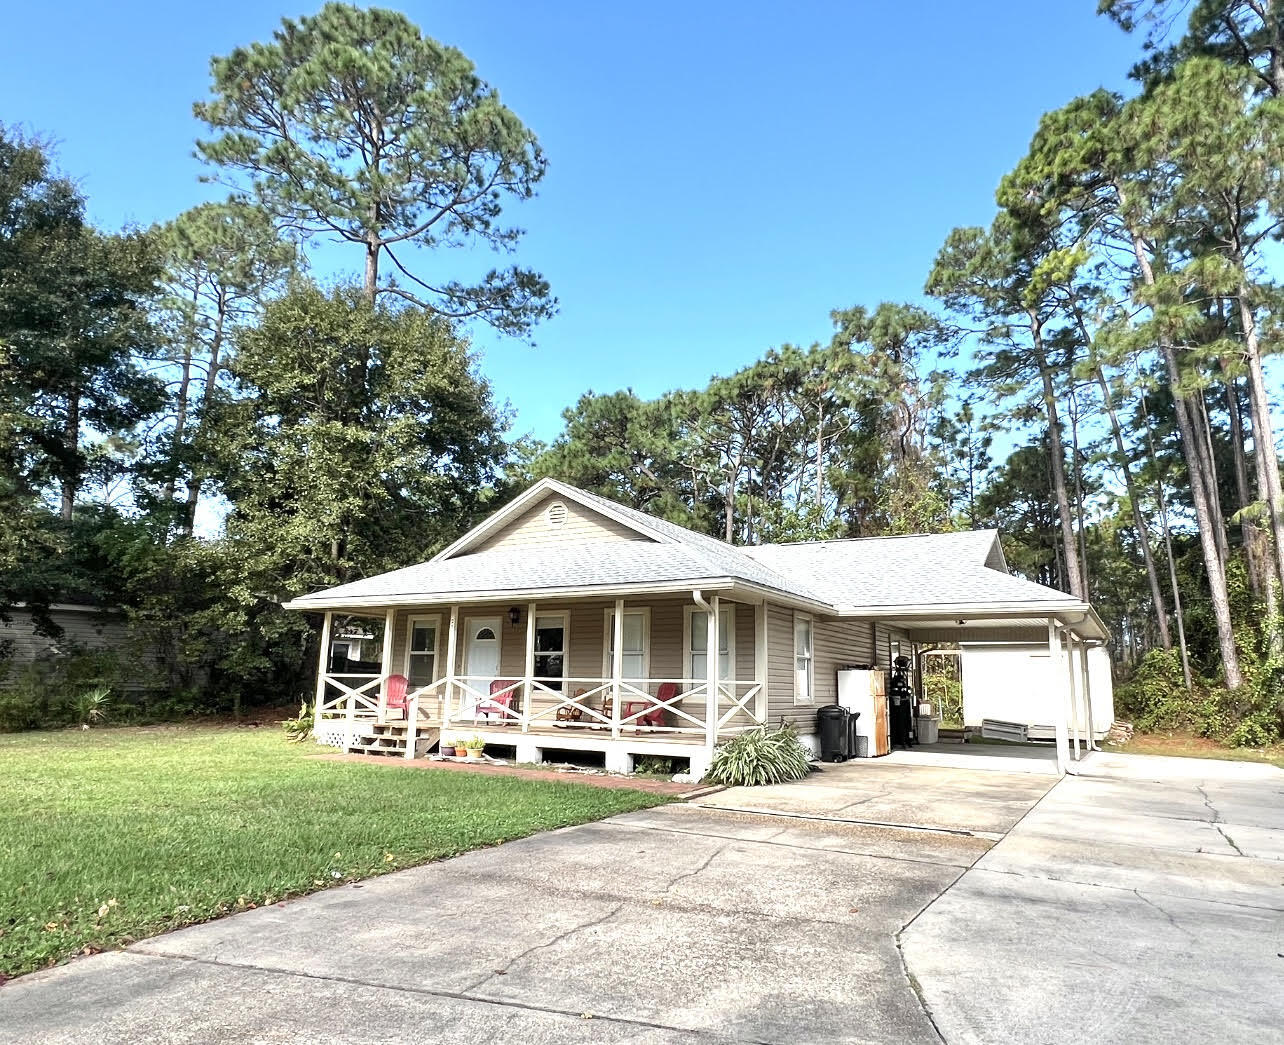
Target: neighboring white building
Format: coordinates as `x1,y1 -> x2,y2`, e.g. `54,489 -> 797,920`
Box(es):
960,642 -> 1114,741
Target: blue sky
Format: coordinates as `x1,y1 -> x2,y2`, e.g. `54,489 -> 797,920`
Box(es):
2,1 -> 1142,444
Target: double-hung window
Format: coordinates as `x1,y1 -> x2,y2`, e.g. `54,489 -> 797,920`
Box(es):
533,614 -> 567,691
794,615 -> 814,705
605,609 -> 649,680
405,616 -> 440,690
686,605 -> 735,684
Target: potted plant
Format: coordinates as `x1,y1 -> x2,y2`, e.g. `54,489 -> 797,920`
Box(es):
440,735 -> 457,757
465,735 -> 485,759
454,737 -> 470,757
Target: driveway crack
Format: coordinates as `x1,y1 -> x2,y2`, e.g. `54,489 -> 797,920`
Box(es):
1197,784 -> 1245,856
1132,888 -> 1195,939
460,902 -> 626,994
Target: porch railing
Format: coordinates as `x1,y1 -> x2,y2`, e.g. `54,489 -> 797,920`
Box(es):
315,672 -> 765,746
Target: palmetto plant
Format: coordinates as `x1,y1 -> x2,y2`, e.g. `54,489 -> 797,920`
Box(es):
282,702 -> 314,743
706,723 -> 812,787
73,687 -> 112,728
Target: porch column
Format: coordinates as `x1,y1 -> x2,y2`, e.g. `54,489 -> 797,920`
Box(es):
313,610 -> 333,735
1048,618 -> 1070,776
706,595 -> 720,757
378,607 -> 395,724
1066,631 -> 1081,761
443,605 -> 460,731
754,601 -> 768,724
522,601 -> 536,732
1079,640 -> 1096,750
611,598 -> 624,740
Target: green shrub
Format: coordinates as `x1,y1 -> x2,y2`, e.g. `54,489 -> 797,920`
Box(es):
706,723 -> 812,787
923,671 -> 962,726
72,686 -> 113,727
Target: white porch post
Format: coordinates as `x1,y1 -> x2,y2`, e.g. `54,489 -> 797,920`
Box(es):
611,598 -> 624,740
1066,631 -> 1081,761
754,601 -> 768,724
523,601 -> 536,732
443,605 -> 459,731
1049,618 -> 1070,776
1079,640 -> 1096,750
706,595 -> 720,757
313,610 -> 333,736
378,607 -> 395,724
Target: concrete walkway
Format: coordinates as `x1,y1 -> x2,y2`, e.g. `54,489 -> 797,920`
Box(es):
4,751 -> 1280,1043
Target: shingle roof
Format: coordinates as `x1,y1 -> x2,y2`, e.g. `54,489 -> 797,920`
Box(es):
285,480 -> 1088,616
741,532 -> 1079,611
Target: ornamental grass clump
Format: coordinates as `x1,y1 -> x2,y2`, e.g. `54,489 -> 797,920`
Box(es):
706,723 -> 812,787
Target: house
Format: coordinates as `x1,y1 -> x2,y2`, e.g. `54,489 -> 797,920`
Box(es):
0,604 -> 156,692
283,478 -> 1108,777
958,641 -> 1115,741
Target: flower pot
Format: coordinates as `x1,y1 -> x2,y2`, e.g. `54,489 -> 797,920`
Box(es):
466,748 -> 483,759
454,746 -> 469,757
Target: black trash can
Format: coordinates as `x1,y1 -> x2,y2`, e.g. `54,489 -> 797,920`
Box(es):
817,704 -> 851,762
846,711 -> 861,758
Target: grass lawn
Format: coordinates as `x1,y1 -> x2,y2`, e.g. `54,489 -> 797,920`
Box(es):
0,726 -> 669,979
1115,730 -> 1284,770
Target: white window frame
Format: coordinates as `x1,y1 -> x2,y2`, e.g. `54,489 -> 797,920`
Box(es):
403,614 -> 442,689
793,613 -> 815,706
602,607 -> 651,681
531,611 -> 570,688
683,604 -> 736,683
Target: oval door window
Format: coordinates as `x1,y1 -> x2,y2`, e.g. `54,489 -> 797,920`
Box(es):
475,627 -> 496,640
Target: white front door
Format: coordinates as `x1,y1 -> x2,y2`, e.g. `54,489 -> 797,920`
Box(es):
464,618 -> 501,712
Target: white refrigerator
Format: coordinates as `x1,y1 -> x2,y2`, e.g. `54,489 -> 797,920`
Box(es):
836,669 -> 889,757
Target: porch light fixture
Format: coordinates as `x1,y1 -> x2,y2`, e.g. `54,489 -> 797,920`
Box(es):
508,606 -> 521,628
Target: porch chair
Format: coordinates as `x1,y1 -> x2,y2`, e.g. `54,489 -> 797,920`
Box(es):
476,679 -> 519,725
556,688 -> 586,725
384,674 -> 409,721
605,683 -> 671,734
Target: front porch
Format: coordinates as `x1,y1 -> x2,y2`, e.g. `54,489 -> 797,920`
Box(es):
312,593 -> 769,777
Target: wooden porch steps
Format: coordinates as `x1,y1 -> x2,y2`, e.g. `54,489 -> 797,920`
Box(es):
345,721 -> 441,759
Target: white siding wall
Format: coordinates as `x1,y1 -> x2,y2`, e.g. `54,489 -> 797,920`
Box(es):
959,642 -> 1114,739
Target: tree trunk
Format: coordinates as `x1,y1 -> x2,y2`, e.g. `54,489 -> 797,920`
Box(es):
1096,368 -> 1171,648
1222,364 -> 1271,599
182,302 -> 228,537
1070,388 -> 1091,595
1030,315 -> 1085,599
60,385 -> 80,522
1192,391 -> 1230,567
1123,221 -> 1242,687
1143,415 -> 1193,689
1235,285 -> 1284,598
162,291 -> 198,508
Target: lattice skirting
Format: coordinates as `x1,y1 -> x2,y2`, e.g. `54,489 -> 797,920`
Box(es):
315,723 -> 350,749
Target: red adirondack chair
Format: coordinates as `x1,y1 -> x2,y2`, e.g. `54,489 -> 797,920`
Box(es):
477,679 -> 518,724
619,682 -> 674,733
385,674 -> 409,721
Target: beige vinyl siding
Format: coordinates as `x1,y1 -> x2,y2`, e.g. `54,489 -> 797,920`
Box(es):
472,494 -> 646,553
766,605 -> 875,731
0,607 -> 163,693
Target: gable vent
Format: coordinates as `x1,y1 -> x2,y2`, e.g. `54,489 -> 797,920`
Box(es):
546,501 -> 569,529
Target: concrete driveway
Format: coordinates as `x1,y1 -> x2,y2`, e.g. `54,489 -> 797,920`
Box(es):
4,751 -> 1281,1044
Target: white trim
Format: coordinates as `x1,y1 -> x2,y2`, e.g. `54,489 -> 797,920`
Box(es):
683,603 -> 736,683
601,606 -> 651,680
793,612 -> 815,706
430,478 -> 676,562
402,613 -> 442,687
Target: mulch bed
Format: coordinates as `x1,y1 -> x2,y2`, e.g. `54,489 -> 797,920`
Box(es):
310,751 -> 716,797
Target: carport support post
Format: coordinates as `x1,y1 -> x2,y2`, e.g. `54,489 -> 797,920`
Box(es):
1079,641 -> 1096,750
1048,619 -> 1070,776
1066,631 -> 1081,761
314,610 -> 332,737
754,601 -> 768,724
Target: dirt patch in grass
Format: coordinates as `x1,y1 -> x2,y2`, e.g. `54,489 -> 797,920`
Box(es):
1114,730 -> 1284,770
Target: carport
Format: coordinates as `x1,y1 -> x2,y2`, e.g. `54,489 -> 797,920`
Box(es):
866,605 -> 1109,777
